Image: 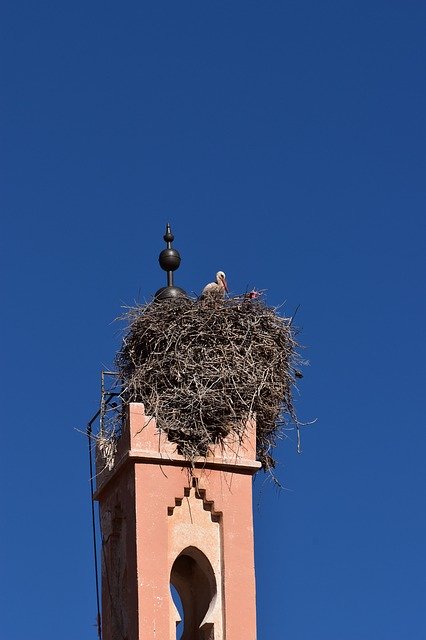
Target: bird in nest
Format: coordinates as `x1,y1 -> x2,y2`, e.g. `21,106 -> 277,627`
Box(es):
201,271 -> 229,298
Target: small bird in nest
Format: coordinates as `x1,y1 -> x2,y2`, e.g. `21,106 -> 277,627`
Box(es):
244,289 -> 262,300
201,270 -> 229,298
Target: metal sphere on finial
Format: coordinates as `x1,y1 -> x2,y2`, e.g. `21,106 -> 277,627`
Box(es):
159,224 -> 181,272
163,225 -> 174,243
155,224 -> 188,301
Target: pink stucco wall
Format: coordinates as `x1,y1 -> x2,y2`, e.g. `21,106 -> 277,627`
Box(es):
95,403 -> 260,639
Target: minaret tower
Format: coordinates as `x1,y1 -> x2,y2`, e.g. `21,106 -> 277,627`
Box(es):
94,227 -> 260,639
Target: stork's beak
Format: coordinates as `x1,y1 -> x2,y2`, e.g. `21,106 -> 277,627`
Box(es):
223,277 -> 229,293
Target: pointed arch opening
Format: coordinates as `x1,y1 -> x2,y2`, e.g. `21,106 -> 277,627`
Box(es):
170,546 -> 216,640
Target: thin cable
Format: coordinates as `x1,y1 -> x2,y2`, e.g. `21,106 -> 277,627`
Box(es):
87,423 -> 102,639
84,386 -> 118,639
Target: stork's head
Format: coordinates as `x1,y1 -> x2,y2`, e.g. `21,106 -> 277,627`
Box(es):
216,270 -> 229,292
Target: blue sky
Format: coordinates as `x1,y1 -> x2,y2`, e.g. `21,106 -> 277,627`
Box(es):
1,2 -> 425,638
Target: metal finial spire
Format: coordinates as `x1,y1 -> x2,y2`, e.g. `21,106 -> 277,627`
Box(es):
163,223 -> 174,244
155,224 -> 188,300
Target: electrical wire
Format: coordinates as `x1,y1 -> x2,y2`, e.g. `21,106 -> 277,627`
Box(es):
85,382 -> 120,639
87,422 -> 102,640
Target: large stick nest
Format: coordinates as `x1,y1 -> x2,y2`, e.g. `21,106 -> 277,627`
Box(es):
116,296 -> 303,470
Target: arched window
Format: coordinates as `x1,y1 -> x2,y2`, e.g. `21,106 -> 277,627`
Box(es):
170,546 -> 216,640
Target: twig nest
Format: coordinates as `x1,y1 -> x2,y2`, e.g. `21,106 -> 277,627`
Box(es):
116,297 -> 302,470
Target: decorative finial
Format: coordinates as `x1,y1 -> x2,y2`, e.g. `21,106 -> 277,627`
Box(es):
163,223 -> 174,244
155,224 -> 188,300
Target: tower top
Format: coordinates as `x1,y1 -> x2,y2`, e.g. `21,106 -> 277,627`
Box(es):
155,223 -> 188,300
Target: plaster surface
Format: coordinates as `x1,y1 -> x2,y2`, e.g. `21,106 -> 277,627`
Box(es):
95,403 -> 260,640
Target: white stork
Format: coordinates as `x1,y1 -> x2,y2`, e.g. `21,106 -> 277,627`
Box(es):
201,271 -> 229,298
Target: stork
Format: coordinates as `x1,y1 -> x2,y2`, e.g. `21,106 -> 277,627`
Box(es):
201,271 -> 229,298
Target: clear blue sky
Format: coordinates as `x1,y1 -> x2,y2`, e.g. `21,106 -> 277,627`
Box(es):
2,2 -> 425,638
